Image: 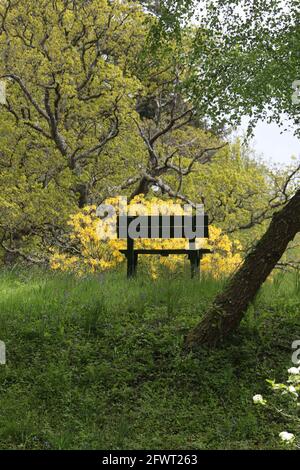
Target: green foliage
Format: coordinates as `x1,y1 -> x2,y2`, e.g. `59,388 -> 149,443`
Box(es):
0,0 -> 297,265
0,268 -> 299,449
0,0 -> 147,258
156,0 -> 300,134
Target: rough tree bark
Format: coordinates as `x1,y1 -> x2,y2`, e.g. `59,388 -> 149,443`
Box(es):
130,177 -> 150,199
185,189 -> 300,349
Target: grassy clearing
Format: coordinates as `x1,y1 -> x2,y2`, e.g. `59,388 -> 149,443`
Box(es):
0,268 -> 299,449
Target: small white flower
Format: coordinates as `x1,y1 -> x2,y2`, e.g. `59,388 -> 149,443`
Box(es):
288,367 -> 300,375
253,394 -> 266,405
279,431 -> 295,443
288,385 -> 299,397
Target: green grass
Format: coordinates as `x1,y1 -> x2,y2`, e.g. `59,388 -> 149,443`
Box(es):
0,267 -> 299,449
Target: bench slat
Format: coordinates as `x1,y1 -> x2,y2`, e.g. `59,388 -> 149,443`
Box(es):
117,215 -> 209,239
120,249 -> 212,255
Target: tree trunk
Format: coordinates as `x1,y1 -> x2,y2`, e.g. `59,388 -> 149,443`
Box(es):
74,183 -> 89,208
185,189 -> 300,349
130,176 -> 150,199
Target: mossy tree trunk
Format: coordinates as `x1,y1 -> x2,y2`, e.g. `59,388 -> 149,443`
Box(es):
185,189 -> 300,349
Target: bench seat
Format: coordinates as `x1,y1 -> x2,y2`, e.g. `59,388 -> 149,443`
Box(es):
120,248 -> 212,256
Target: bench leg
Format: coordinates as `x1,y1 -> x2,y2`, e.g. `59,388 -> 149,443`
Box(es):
190,252 -> 197,279
134,253 -> 138,275
127,238 -> 137,278
190,252 -> 202,279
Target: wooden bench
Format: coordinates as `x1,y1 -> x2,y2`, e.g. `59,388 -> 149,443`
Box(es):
117,214 -> 212,278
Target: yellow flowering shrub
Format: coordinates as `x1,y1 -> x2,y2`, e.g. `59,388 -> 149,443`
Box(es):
50,205 -> 124,274
200,225 -> 243,279
50,196 -> 242,278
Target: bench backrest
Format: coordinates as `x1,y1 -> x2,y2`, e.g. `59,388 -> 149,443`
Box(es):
117,215 -> 209,240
